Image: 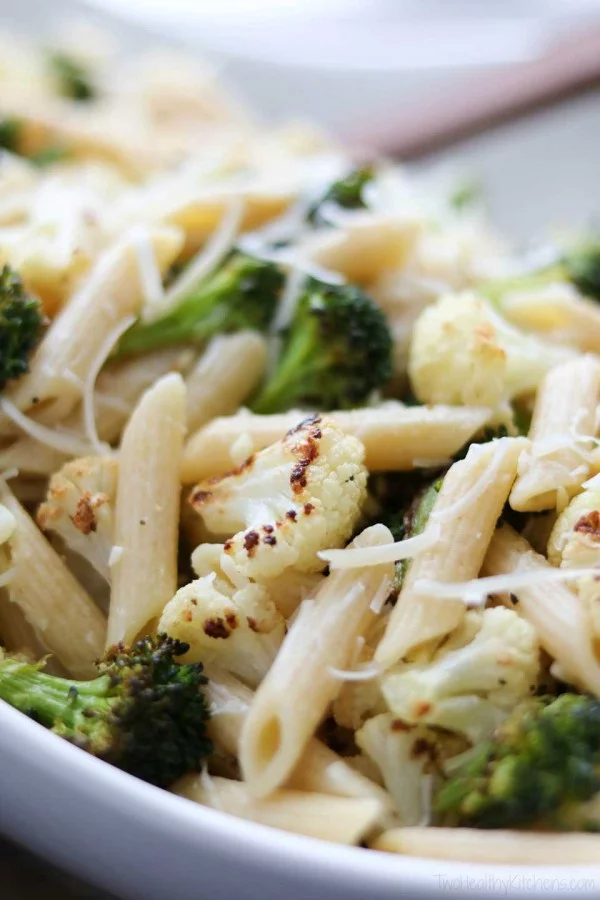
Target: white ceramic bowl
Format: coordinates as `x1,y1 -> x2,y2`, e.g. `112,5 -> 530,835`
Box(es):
2,700 -> 600,900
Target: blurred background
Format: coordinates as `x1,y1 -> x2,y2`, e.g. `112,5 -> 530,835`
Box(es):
27,0 -> 600,238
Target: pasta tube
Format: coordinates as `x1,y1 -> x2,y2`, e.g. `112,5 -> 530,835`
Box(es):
107,373 -> 186,647
181,403 -> 492,482
174,774 -> 384,845
185,331 -> 268,434
483,523 -> 600,697
372,827 -> 600,865
374,436 -> 528,668
510,356 -> 600,512
206,668 -> 390,804
240,524 -> 394,798
1,487 -> 106,678
2,226 -> 184,423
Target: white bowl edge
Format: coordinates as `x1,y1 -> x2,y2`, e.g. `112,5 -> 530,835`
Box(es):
1,701 -> 599,900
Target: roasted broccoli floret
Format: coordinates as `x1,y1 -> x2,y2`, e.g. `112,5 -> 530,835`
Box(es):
250,279 -> 393,413
0,264 -> 45,391
48,51 -> 96,102
116,252 -> 283,358
0,634 -> 212,787
307,165 -> 374,226
435,693 -> 600,829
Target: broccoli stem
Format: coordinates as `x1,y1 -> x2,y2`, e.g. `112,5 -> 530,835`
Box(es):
116,252 -> 282,359
0,658 -> 112,730
251,318 -> 321,414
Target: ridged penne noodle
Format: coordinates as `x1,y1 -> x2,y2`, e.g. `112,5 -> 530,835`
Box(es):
173,774 -> 384,845
185,331 -> 268,434
302,212 -> 420,286
181,403 -> 492,482
372,827 -> 600,865
240,524 -> 394,798
107,373 -> 186,647
95,346 -> 197,444
0,591 -> 45,656
0,437 -> 69,477
374,436 -> 528,668
2,226 -> 184,425
1,487 -> 106,677
206,668 -> 390,805
510,356 -> 600,512
483,523 -> 600,697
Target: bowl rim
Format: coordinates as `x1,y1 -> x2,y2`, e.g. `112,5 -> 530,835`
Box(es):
2,700 -> 600,896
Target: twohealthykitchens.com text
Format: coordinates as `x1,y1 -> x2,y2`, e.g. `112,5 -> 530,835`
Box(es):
434,874 -> 597,895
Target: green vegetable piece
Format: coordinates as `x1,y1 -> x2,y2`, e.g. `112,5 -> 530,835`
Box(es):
0,633 -> 212,787
250,278 -> 393,414
0,264 -> 45,392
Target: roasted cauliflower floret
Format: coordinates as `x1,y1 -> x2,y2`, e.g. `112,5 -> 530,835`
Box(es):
547,487 -> 600,644
408,291 -> 574,408
36,456 -> 118,582
188,415 -> 367,584
381,607 -> 540,745
158,573 -> 285,688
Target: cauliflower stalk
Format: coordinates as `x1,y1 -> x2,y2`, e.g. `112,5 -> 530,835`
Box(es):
548,486 -> 600,642
188,415 -> 368,585
356,713 -> 436,826
408,290 -> 574,409
158,572 -> 285,688
37,456 -> 118,583
381,607 -> 540,745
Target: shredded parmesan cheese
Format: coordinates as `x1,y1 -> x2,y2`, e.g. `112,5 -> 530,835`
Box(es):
132,226 -> 165,312
0,398 -> 100,457
327,662 -> 383,682
413,566 -> 600,606
319,526 -> 440,569
82,315 -> 136,456
145,197 -> 244,323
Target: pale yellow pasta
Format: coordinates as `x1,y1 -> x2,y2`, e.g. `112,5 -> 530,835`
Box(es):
173,774 -> 384,845
483,523 -> 600,696
510,356 -> 600,512
374,436 -> 528,668
1,226 -> 184,425
0,437 -> 69,477
500,282 -> 600,354
107,373 -> 186,647
181,403 -> 492,482
372,827 -> 600,865
206,668 -> 390,805
1,487 -> 106,678
95,346 -> 197,444
302,213 -> 420,286
240,524 -> 394,798
184,331 -> 268,434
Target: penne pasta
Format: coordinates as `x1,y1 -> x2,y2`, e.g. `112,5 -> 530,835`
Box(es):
374,436 -> 528,668
185,331 -> 268,434
206,668 -> 391,805
1,486 -> 106,678
107,373 -> 186,647
173,774 -> 384,845
500,282 -> 600,354
181,403 -> 493,482
372,826 -> 600,865
510,355 -> 600,512
240,524 -> 394,798
483,523 -> 600,697
1,226 -> 184,426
